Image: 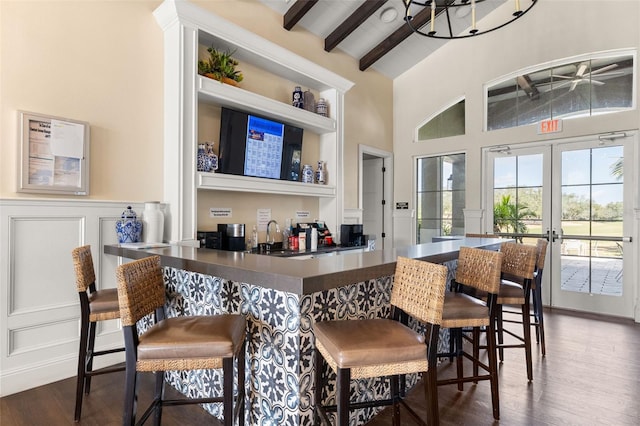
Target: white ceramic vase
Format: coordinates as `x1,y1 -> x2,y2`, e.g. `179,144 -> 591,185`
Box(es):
142,201 -> 164,243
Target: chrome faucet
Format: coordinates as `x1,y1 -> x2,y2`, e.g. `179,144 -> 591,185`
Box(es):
266,220 -> 280,244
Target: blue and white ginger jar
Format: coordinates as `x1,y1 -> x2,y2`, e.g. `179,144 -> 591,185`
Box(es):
116,205 -> 142,243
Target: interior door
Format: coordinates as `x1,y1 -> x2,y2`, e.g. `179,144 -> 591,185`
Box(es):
550,134 -> 634,317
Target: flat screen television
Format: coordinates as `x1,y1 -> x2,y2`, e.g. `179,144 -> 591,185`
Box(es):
218,107 -> 303,181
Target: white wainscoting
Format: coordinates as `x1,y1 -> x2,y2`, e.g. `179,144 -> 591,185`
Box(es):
0,199 -> 143,396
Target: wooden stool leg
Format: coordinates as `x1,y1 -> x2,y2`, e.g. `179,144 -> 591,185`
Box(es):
336,368 -> 350,426
486,319 -> 500,420
314,349 -> 323,424
455,329 -> 464,391
424,365 -> 439,426
84,320 -> 97,394
522,301 -> 534,381
153,371 -> 164,426
390,375 -> 400,425
496,307 -> 504,361
472,327 -> 481,382
534,285 -> 546,355
237,343 -> 246,426
74,317 -> 90,422
223,357 -> 233,426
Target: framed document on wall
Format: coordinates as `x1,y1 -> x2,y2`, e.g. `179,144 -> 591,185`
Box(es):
18,110 -> 90,195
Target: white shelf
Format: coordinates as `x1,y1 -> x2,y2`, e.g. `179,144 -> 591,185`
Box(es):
154,0 -> 353,242
198,76 -> 336,134
197,172 -> 336,197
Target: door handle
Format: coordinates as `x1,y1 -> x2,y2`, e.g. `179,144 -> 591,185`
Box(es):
551,229 -> 560,242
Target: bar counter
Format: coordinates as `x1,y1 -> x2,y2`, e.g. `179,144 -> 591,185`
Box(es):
105,237 -> 503,425
104,237 -> 502,294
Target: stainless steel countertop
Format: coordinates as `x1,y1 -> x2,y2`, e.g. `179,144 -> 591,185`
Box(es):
104,237 -> 504,295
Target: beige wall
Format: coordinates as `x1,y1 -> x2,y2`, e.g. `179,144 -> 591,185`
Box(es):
1,1 -> 392,215
393,0 -> 640,216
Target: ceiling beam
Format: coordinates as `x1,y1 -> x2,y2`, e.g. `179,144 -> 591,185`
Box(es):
359,4 -> 437,71
283,0 -> 319,31
324,0 -> 388,52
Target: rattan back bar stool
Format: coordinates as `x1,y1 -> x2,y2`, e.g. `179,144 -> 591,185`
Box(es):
115,255 -> 246,426
71,245 -> 125,422
495,242 -> 538,381
438,246 -> 504,421
313,256 -> 448,426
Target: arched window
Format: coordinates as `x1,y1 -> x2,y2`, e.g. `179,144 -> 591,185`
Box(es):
486,51 -> 635,131
417,98 -> 465,141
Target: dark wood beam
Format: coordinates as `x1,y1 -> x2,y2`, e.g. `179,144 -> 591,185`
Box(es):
283,0 -> 319,31
359,3 -> 436,71
324,0 -> 388,52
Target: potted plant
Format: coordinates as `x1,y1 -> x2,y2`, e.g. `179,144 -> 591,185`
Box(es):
198,46 -> 244,86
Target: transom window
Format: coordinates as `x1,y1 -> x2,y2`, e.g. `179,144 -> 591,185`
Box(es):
486,51 -> 635,131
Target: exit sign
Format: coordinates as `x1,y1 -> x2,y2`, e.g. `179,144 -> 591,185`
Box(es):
538,118 -> 562,134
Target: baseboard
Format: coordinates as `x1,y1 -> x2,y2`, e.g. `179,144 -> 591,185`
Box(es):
0,347 -> 124,397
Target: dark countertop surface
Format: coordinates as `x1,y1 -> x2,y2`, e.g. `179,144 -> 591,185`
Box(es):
104,237 -> 504,295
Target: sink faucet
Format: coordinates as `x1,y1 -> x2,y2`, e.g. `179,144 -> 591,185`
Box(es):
266,220 -> 280,244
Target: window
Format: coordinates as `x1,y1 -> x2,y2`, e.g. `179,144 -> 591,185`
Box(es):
417,99 -> 465,141
416,153 -> 465,243
486,52 -> 635,131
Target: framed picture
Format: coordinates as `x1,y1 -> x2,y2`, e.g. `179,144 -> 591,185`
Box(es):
18,110 -> 90,195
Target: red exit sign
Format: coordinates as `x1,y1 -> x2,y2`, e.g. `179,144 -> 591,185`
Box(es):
538,118 -> 562,134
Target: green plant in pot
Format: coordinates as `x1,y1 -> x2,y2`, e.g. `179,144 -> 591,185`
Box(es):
198,46 -> 244,86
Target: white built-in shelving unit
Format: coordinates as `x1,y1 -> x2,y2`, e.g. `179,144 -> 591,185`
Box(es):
154,0 -> 353,244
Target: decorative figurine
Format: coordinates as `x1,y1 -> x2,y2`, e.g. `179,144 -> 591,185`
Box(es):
292,86 -> 304,108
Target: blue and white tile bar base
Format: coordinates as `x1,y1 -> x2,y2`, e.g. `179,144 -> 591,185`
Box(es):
159,260 -> 457,426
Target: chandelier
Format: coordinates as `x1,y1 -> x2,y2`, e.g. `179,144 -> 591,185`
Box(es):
403,0 -> 537,39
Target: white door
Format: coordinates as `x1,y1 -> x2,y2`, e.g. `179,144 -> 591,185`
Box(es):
550,134 -> 635,317
485,132 -> 635,318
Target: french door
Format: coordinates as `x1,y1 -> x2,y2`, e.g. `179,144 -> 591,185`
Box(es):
485,132 -> 636,318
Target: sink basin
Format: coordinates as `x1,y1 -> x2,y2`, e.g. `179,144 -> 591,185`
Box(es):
255,246 -> 366,259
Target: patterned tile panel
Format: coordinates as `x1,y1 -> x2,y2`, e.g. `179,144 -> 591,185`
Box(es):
159,259 -> 458,425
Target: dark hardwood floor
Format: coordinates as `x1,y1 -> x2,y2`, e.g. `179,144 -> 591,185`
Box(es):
2,309 -> 639,425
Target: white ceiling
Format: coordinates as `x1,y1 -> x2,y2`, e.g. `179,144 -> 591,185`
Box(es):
260,0 -> 513,79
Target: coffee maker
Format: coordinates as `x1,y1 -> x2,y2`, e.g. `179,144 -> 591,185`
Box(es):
340,224 -> 365,247
217,223 -> 246,251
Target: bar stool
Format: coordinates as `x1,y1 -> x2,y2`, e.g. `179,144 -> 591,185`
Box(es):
495,242 -> 538,381
313,256 -> 448,426
437,246 -> 504,421
72,245 -> 125,422
115,255 -> 246,426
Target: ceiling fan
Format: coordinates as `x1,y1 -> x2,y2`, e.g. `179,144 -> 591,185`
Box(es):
552,62 -> 624,91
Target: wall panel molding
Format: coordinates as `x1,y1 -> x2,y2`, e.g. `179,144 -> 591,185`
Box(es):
0,199 -> 134,396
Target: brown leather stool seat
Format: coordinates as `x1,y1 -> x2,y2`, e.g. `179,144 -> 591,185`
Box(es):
313,257 -> 448,426
72,245 -> 125,422
116,255 -> 246,426
437,246 -> 504,421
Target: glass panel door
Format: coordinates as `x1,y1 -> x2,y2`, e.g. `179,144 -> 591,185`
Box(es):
485,132 -> 635,318
551,135 -> 634,316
